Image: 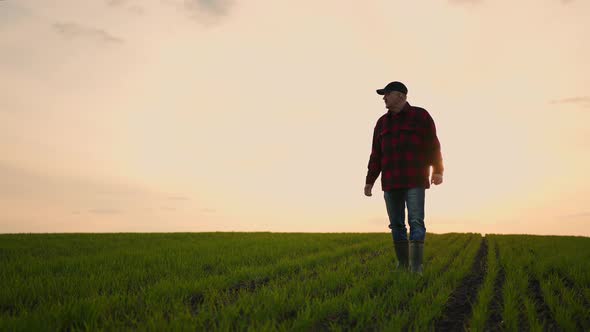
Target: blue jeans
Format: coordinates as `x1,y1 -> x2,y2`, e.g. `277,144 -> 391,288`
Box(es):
384,188 -> 426,242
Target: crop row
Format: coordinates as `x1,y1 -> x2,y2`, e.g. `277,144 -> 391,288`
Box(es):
491,235 -> 589,331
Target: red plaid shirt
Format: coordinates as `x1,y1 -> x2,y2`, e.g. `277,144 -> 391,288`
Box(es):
366,101 -> 444,191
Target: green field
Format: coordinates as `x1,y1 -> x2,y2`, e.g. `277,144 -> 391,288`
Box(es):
0,232 -> 588,331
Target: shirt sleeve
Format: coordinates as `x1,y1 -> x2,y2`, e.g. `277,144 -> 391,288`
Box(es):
366,121 -> 382,185
425,112 -> 444,175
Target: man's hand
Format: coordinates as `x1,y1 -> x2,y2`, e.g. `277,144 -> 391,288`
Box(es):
431,173 -> 443,185
364,183 -> 373,196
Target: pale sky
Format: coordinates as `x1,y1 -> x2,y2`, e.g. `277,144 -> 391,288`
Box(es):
1,0 -> 589,236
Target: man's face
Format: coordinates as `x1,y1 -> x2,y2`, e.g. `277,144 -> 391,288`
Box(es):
383,91 -> 406,111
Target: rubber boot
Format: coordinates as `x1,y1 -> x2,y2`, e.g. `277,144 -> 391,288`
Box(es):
409,240 -> 424,275
393,240 -> 409,270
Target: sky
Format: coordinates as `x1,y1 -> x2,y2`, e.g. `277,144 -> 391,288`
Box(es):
1,0 -> 589,236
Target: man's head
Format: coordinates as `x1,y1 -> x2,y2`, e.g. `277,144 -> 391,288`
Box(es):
377,81 -> 408,112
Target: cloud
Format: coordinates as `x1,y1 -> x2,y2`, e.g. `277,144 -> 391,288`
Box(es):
53,22 -> 124,44
106,0 -> 129,5
0,2 -> 34,27
161,0 -> 234,24
105,0 -> 145,15
549,96 -> 590,107
88,208 -> 124,215
185,0 -> 233,16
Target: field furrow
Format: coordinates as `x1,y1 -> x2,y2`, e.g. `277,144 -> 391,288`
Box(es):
527,275 -> 560,331
389,234 -> 476,314
392,235 -> 483,331
482,238 -> 505,331
434,236 -> 488,331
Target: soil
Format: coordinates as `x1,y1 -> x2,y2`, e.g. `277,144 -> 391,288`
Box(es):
528,276 -> 561,331
397,236 -> 476,316
433,236 -> 488,331
484,244 -> 505,331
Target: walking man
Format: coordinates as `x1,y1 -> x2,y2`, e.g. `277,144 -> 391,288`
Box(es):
364,81 -> 444,275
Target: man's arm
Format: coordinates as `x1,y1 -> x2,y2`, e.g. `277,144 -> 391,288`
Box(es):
425,113 -> 444,176
366,121 -> 382,186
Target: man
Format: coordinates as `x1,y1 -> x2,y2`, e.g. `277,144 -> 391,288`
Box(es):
364,81 -> 444,275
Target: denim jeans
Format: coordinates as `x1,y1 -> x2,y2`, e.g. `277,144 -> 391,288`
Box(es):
384,187 -> 426,242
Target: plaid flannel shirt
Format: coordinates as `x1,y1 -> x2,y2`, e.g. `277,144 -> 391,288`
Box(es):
366,101 -> 444,191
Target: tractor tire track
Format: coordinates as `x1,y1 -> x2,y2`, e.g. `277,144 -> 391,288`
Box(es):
395,235 -> 476,315
359,235 -> 478,332
518,258 -> 561,331
434,236 -> 488,331
485,243 -> 506,331
528,276 -> 561,331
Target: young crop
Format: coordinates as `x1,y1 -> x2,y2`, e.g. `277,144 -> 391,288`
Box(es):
0,232 -> 588,331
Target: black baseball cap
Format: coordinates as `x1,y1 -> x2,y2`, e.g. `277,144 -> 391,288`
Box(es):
376,81 -> 408,95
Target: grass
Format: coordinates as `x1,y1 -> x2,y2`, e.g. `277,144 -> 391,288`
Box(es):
0,232 -> 588,331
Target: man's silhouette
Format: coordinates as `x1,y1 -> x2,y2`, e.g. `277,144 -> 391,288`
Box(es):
364,81 -> 444,275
